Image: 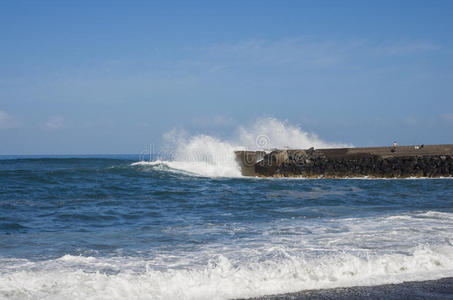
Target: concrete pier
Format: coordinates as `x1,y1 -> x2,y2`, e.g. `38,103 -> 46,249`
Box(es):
235,144 -> 453,178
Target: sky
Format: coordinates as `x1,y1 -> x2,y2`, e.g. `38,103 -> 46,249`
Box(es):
1,0 -> 453,154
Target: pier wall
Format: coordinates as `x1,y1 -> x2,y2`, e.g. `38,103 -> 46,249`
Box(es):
235,145 -> 453,178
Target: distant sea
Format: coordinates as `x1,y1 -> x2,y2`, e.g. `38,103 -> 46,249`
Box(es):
1,155 -> 453,299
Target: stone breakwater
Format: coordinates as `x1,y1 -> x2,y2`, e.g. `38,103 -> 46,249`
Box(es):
235,144 -> 453,178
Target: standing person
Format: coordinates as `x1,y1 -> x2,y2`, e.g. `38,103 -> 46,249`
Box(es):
392,141 -> 397,152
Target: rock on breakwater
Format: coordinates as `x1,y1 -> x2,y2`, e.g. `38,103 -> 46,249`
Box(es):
235,144 -> 453,178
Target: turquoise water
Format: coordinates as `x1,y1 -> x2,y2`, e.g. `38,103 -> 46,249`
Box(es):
1,156 -> 453,299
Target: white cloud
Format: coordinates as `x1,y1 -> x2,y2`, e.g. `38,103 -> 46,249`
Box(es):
0,110 -> 19,129
44,116 -> 65,130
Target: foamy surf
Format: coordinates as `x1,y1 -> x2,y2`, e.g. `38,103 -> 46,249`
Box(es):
131,160 -> 242,178
3,210 -> 453,299
1,244 -> 453,300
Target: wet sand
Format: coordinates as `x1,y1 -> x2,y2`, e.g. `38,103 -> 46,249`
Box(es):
245,277 -> 453,299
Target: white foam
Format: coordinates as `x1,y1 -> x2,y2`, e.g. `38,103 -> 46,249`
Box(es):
2,211 -> 453,299
1,245 -> 453,300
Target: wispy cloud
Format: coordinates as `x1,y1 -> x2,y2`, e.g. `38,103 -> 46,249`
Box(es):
191,115 -> 234,128
402,116 -> 418,126
44,116 -> 65,130
441,113 -> 453,124
183,38 -> 440,77
0,110 -> 19,129
376,41 -> 440,56
6,37 -> 443,110
201,38 -> 357,69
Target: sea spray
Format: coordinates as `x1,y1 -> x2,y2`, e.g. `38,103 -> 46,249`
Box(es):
134,117 -> 350,177
134,134 -> 242,177
237,117 -> 349,150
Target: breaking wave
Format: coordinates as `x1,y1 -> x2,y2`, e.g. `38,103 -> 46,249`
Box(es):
132,117 -> 350,177
1,244 -> 453,300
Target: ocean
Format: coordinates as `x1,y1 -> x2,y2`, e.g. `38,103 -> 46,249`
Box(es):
1,155 -> 453,299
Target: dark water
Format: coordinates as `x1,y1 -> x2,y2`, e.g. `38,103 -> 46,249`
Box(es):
1,156 -> 453,299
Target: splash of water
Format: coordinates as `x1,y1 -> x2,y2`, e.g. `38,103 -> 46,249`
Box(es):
162,134 -> 241,177
237,117 -> 349,150
134,118 -> 351,177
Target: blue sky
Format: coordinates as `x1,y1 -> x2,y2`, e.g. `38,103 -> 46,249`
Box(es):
1,0 -> 452,154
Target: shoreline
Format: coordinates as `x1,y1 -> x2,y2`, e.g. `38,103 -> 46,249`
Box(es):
244,277 -> 453,300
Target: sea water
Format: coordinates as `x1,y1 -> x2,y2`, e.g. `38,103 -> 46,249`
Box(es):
1,119 -> 453,299
1,155 -> 453,299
